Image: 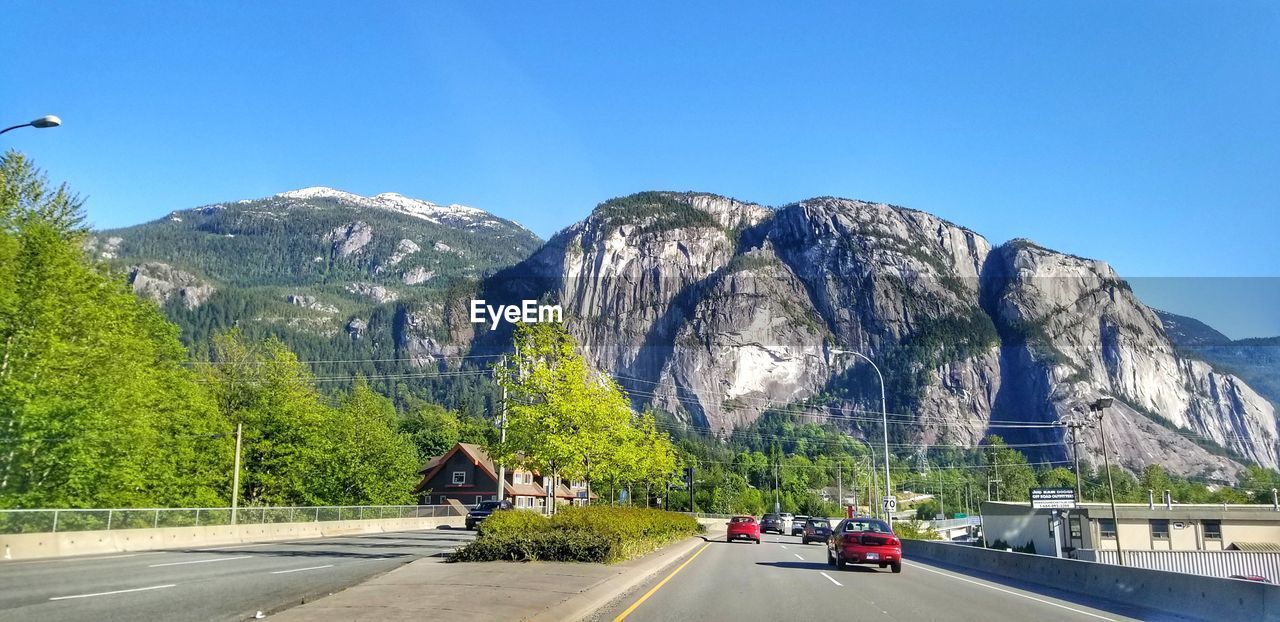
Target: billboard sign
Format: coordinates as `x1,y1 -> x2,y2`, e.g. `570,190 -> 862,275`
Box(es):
1030,488 -> 1077,509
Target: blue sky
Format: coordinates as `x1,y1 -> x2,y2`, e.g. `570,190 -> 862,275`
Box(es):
2,2 -> 1277,337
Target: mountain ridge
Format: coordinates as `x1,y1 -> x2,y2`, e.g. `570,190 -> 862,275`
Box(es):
94,188 -> 1280,479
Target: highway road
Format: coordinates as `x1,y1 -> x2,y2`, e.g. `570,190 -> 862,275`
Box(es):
0,527 -> 474,621
593,532 -> 1189,622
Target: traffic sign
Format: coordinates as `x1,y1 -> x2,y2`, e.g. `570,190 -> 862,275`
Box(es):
882,497 -> 898,512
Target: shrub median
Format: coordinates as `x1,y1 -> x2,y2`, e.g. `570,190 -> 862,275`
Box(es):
452,506 -> 704,563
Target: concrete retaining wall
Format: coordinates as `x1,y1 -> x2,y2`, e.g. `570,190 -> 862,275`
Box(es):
903,540 -> 1280,621
1,516 -> 465,561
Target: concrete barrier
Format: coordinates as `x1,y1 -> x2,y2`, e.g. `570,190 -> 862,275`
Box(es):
903,540 -> 1280,621
1,516 -> 465,561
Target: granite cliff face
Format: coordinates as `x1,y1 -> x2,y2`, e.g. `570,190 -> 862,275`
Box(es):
467,192 -> 1277,478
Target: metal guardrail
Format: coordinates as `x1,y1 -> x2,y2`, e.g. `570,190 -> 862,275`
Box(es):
0,505 -> 462,535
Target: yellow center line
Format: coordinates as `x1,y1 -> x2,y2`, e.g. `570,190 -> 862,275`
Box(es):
613,542 -> 712,622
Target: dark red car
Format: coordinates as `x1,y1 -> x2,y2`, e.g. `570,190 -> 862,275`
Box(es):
726,515 -> 762,543
827,518 -> 902,572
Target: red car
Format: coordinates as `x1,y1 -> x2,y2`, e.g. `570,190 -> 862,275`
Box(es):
827,518 -> 902,573
726,515 -> 762,543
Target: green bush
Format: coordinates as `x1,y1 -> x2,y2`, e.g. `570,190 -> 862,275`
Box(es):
453,506 -> 703,563
894,519 -> 941,540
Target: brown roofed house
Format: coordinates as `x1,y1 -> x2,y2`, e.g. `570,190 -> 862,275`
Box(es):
413,442 -> 596,510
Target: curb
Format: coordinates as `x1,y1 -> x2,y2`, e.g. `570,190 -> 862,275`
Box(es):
531,529 -> 726,622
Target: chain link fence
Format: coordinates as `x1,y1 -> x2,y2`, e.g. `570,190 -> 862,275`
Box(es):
0,504 -> 462,534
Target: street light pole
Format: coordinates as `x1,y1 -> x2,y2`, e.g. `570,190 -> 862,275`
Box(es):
1090,398 -> 1125,566
0,115 -> 61,136
831,349 -> 892,522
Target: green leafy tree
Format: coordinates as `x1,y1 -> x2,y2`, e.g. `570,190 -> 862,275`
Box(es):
202,332 -> 333,506
399,403 -> 462,460
0,152 -> 228,509
492,322 -> 677,512
983,436 -> 1037,502
317,379 -> 420,504
1038,467 -> 1077,490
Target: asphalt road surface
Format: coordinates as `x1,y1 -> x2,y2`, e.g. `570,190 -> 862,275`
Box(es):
593,532 -> 1192,622
0,527 -> 474,622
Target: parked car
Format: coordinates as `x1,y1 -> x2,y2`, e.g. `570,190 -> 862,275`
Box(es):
801,518 -> 833,544
726,515 -> 762,543
465,499 -> 512,530
790,515 -> 810,536
827,518 -> 902,572
760,513 -> 785,534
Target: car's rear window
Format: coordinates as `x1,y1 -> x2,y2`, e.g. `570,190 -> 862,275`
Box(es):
808,520 -> 831,528
731,516 -> 755,523
763,514 -> 779,519
843,520 -> 891,533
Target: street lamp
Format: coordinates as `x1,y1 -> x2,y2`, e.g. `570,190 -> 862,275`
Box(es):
831,348 -> 892,523
1089,397 -> 1125,566
0,115 -> 62,136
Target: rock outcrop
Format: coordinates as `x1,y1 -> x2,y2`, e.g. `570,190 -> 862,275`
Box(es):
127,262 -> 216,310
464,192 -> 1278,477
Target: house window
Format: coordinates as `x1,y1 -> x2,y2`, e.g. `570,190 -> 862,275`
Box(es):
452,471 -> 466,485
476,495 -> 484,504
1151,519 -> 1170,540
1203,520 -> 1222,540
438,495 -> 447,504
1099,518 -> 1117,538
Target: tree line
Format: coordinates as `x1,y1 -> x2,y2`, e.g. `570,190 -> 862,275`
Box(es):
0,153 -> 480,509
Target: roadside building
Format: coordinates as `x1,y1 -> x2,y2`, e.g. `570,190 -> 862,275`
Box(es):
981,500 -> 1280,579
413,442 -> 595,509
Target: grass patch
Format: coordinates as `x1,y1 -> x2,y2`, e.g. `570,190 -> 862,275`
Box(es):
452,506 -> 704,563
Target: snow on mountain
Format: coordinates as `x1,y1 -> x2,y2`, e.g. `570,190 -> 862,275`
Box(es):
275,186 -> 503,228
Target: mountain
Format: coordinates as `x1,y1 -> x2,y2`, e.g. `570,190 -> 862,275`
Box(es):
444,192 -> 1277,479
96,188 -> 1279,479
88,187 -> 542,412
1156,311 -> 1280,411
1154,310 -> 1232,347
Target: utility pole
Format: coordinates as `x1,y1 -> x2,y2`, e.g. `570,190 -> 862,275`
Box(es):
988,453 -> 1002,502
1065,418 -> 1087,502
870,458 -> 879,517
836,462 -> 842,515
938,470 -> 945,519
496,354 -> 507,503
231,422 -> 243,525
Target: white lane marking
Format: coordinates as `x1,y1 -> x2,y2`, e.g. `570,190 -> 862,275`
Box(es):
197,543 -> 274,551
794,553 -> 804,560
149,555 -> 251,568
271,564 -> 334,574
780,544 -> 788,549
91,553 -> 161,560
906,562 -> 1117,621
4,552 -> 163,566
820,571 -> 843,587
50,584 -> 175,601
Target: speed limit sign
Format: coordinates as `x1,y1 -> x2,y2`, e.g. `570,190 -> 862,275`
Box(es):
882,497 -> 898,512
